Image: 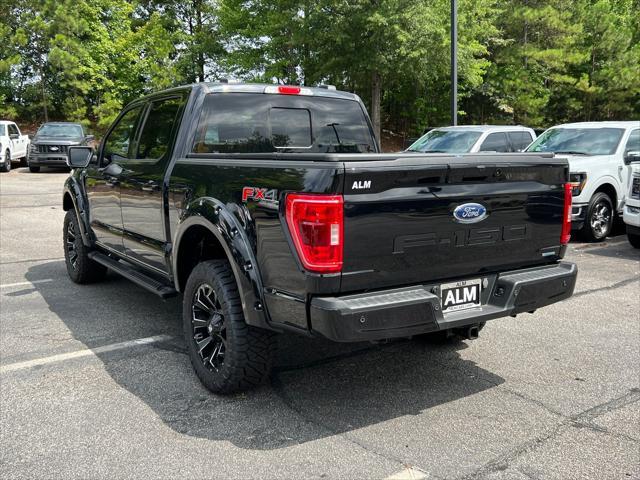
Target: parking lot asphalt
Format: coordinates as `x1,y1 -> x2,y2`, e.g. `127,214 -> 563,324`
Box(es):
1,167 -> 639,480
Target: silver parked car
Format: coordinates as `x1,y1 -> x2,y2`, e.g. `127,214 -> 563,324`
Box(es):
407,125 -> 537,154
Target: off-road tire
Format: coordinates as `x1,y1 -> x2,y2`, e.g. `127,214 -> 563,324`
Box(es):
1,150 -> 10,172
183,260 -> 277,394
628,233 -> 640,249
63,210 -> 107,284
581,192 -> 614,242
29,165 -> 40,173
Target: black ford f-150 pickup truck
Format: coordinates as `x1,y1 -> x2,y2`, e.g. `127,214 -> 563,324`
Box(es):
62,83 -> 577,393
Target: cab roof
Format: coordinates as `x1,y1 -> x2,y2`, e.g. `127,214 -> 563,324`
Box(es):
548,121 -> 639,129
130,82 -> 361,105
433,125 -> 534,132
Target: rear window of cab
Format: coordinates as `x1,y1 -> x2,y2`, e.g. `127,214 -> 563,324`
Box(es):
192,93 -> 376,154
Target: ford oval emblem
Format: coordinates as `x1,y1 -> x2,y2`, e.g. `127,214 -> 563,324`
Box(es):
453,203 -> 488,223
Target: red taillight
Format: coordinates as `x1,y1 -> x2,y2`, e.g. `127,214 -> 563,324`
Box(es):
561,183 -> 572,245
285,193 -> 344,273
278,86 -> 301,95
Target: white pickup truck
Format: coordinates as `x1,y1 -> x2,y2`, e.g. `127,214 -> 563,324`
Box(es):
526,121 -> 640,241
0,121 -> 30,172
623,161 -> 640,248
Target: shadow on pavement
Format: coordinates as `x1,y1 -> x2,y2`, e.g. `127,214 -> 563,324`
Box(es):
26,260 -> 504,450
574,237 -> 640,262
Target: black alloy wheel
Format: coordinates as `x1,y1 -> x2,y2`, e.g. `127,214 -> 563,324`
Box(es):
66,219 -> 79,270
191,283 -> 227,373
62,210 -> 107,283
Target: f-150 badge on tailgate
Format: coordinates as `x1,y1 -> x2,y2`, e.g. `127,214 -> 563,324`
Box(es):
453,203 -> 487,223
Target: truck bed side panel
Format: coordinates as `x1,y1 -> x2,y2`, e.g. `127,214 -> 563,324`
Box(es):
168,156 -> 344,300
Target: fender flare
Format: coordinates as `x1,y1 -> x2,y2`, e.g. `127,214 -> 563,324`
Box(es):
172,197 -> 274,331
62,175 -> 93,247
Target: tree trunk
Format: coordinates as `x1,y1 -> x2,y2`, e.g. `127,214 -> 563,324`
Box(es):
196,1 -> 205,82
40,69 -> 48,123
371,70 -> 381,148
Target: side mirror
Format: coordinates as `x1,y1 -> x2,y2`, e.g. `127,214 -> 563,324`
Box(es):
67,146 -> 94,169
624,151 -> 640,165
85,134 -> 95,142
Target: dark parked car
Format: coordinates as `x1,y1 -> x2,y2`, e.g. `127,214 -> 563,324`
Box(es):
62,83 -> 577,394
28,122 -> 93,172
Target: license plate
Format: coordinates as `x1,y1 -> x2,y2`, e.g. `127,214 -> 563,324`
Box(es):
440,278 -> 481,313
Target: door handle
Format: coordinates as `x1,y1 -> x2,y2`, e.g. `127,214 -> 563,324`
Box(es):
141,182 -> 160,192
105,176 -> 119,187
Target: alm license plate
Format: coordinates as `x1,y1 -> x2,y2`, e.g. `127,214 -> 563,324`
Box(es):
440,279 -> 482,314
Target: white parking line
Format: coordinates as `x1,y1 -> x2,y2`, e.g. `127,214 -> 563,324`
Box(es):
385,467 -> 429,479
0,278 -> 54,289
0,335 -> 174,374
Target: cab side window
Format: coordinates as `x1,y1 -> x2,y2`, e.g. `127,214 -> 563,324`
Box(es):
136,97 -> 183,161
624,129 -> 639,155
479,132 -> 510,152
8,124 -> 19,137
102,106 -> 143,164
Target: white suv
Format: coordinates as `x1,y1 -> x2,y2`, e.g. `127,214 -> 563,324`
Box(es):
526,121 -> 640,242
407,125 -> 536,154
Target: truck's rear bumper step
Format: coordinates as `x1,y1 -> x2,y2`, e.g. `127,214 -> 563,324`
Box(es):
309,262 -> 578,342
88,251 -> 177,299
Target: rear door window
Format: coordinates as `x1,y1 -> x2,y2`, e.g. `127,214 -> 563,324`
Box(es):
192,93 -> 376,154
507,131 -> 533,151
479,132 -> 510,152
136,97 -> 184,161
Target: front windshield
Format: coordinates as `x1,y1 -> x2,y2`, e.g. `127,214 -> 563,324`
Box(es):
407,129 -> 482,153
526,128 -> 624,155
0,125 -> 5,136
38,124 -> 83,138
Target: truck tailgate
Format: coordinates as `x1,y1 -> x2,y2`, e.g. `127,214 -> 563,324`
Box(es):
340,153 -> 568,292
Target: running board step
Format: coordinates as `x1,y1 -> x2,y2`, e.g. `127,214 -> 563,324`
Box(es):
88,251 -> 178,299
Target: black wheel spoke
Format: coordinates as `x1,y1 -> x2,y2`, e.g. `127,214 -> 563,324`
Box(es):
196,335 -> 213,354
192,317 -> 208,329
195,297 -> 213,314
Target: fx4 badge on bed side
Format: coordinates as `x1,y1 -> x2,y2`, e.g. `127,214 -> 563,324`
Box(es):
242,187 -> 278,203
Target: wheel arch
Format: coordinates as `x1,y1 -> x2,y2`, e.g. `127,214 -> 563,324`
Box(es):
593,183 -> 618,212
62,177 -> 93,247
172,199 -> 273,331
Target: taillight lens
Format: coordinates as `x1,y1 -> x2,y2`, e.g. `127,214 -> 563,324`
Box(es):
561,183 -> 572,245
285,193 -> 344,273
